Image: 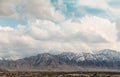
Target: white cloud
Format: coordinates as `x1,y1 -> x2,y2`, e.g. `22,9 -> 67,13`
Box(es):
0,16 -> 118,58
61,16 -> 117,43
78,0 -> 120,16
0,0 -> 119,60
0,0 -> 65,22
23,0 -> 65,22
0,0 -> 20,19
78,0 -> 109,10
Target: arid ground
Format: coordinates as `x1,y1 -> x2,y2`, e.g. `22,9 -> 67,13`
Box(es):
0,71 -> 120,77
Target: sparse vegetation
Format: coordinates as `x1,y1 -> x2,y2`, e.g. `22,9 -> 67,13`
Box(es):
0,71 -> 119,77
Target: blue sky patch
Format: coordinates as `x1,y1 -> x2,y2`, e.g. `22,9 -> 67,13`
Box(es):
0,16 -> 27,27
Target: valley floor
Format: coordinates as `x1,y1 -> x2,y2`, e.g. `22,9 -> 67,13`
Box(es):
0,71 -> 120,77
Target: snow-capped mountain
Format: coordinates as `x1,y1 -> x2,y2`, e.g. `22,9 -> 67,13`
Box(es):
57,49 -> 120,62
0,49 -> 120,71
0,56 -> 21,61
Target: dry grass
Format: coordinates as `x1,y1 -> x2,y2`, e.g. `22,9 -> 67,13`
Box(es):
0,71 -> 119,77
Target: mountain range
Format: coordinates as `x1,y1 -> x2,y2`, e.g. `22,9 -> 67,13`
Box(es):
0,49 -> 120,71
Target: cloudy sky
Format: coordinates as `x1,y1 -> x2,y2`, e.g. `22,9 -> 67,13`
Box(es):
0,0 -> 120,59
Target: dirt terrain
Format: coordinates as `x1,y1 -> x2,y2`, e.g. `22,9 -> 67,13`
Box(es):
0,71 -> 120,77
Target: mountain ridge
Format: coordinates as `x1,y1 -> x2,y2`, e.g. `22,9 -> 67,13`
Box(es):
0,49 -> 120,71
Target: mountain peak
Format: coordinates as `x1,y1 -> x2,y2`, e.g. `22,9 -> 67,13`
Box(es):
0,49 -> 120,71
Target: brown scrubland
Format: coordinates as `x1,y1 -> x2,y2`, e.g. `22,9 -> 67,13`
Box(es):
0,71 -> 120,77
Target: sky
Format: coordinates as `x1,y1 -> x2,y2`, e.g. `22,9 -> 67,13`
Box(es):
0,0 -> 120,59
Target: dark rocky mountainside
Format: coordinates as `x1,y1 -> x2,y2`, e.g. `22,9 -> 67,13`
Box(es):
0,49 -> 120,71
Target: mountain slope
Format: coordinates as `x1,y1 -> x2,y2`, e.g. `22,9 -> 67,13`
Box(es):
0,49 -> 120,71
